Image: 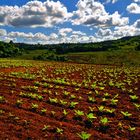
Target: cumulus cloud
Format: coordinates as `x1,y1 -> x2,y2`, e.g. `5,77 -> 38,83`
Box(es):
95,19 -> 140,41
105,0 -> 118,4
72,31 -> 86,36
8,31 -> 49,44
96,28 -> 112,37
112,0 -> 118,3
134,19 -> 140,28
0,29 -> 7,36
134,0 -> 140,2
0,28 -> 89,44
0,0 -> 71,27
59,28 -> 73,36
127,3 -> 140,14
72,0 -> 129,27
114,25 -> 140,37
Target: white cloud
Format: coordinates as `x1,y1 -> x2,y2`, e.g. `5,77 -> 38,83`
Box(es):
96,28 -> 112,37
134,0 -> 140,2
105,0 -> 118,4
72,0 -> 129,27
134,19 -> 140,28
0,28 -> 88,44
112,0 -> 118,3
0,0 -> 71,27
59,28 -> 73,36
95,19 -> 140,41
0,29 -> 7,36
114,25 -> 140,37
72,31 -> 86,36
49,33 -> 58,40
127,3 -> 140,14
8,31 -> 49,44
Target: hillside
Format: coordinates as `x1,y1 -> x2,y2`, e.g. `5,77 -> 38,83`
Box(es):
0,35 -> 140,65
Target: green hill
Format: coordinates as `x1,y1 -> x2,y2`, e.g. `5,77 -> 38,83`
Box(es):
0,35 -> 140,65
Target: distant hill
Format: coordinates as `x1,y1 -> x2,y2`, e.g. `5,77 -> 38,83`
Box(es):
0,35 -> 140,65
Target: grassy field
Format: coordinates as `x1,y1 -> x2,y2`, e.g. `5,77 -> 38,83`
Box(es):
11,49 -> 140,66
64,50 -> 140,66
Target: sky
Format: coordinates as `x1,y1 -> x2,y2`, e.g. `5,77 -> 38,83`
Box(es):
0,0 -> 140,44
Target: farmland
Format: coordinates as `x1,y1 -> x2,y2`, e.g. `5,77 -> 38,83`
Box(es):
0,59 -> 140,140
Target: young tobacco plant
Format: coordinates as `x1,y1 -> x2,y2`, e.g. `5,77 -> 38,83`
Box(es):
98,106 -> 105,112
49,97 -> 58,104
129,95 -> 139,102
88,106 -> 95,113
16,99 -> 23,107
63,109 -> 68,116
77,131 -> 91,140
88,96 -> 96,103
56,127 -> 63,134
105,108 -> 115,114
74,110 -> 84,121
104,92 -> 110,98
128,125 -> 136,132
60,100 -> 67,106
100,117 -> 110,126
86,113 -> 97,122
74,110 -> 84,116
0,96 -> 6,103
31,103 -> 38,111
110,99 -> 118,106
42,125 -> 50,131
121,111 -> 132,118
69,102 -> 78,108
133,103 -> 140,110
70,94 -> 76,99
41,108 -> 47,114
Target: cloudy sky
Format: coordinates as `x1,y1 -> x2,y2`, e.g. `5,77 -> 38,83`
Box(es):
0,0 -> 140,44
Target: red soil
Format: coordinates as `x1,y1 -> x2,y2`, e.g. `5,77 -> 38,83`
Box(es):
0,62 -> 140,140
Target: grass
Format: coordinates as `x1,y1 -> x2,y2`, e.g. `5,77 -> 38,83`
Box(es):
12,49 -> 49,60
8,48 -> 140,66
63,50 -> 140,66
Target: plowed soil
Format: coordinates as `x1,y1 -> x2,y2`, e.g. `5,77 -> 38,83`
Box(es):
0,61 -> 140,140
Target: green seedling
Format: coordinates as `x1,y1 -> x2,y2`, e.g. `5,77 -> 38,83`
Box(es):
105,108 -> 115,114
86,113 -> 97,122
121,111 -> 132,118
31,103 -> 38,111
49,97 -> 58,104
88,106 -> 95,112
129,95 -> 139,101
128,126 -> 136,131
0,96 -> 6,103
41,108 -> 47,114
110,99 -> 118,106
42,125 -> 50,131
88,96 -> 96,103
51,111 -> 56,117
70,94 -> 76,99
77,131 -> 91,140
63,91 -> 70,96
0,109 -> 5,115
74,110 -> 84,116
16,99 -> 23,107
60,100 -> 67,106
63,109 -> 68,116
98,106 -> 105,112
70,102 -> 78,108
56,127 -> 63,134
100,117 -> 109,125
133,103 -> 140,110
104,92 -> 110,98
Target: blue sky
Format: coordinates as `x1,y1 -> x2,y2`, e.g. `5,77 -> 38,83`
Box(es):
0,0 -> 140,44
